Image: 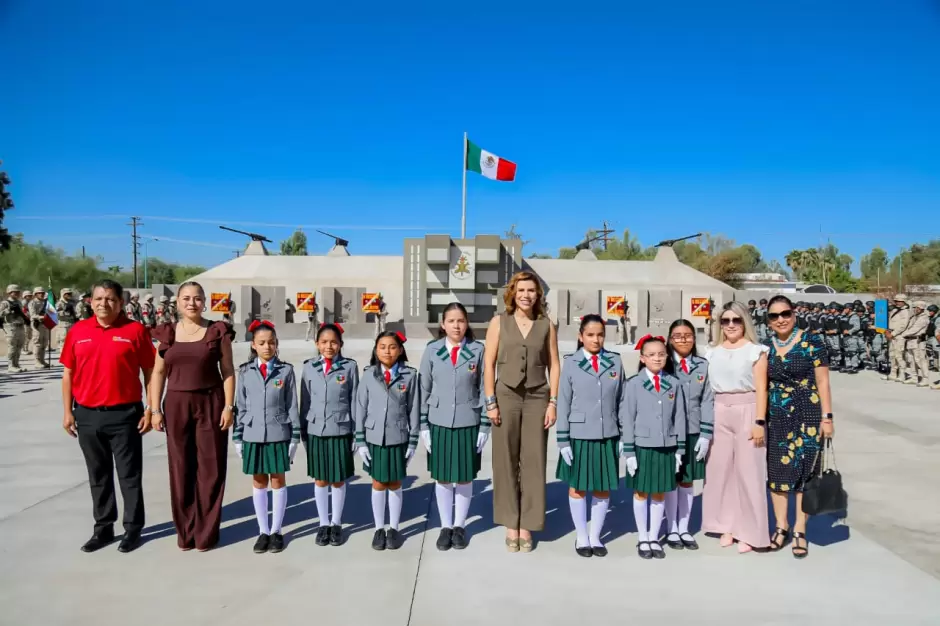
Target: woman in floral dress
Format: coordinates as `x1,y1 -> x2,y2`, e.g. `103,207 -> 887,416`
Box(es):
764,296 -> 835,559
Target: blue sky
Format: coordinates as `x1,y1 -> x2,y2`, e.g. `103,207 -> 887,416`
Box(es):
2,0 -> 939,272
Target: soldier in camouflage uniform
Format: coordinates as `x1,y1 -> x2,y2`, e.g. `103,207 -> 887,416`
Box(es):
77,292 -> 93,320
155,295 -> 171,325
1,284 -> 29,372
901,301 -> 930,387
55,288 -> 78,347
28,286 -> 51,369
125,291 -> 143,323
168,296 -> 179,323
884,294 -> 912,382
841,303 -> 862,373
925,304 -> 938,374
756,298 -> 769,341
21,290 -> 33,354
141,293 -> 156,329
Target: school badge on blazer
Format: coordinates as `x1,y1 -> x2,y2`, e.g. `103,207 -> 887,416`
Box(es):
398,383 -> 407,392
696,374 -> 705,383
608,371 -> 618,379
468,363 -> 477,372
336,375 -> 346,384
274,380 -> 283,388
668,391 -> 675,400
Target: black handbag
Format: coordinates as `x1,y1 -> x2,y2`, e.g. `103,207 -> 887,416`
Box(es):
802,439 -> 847,516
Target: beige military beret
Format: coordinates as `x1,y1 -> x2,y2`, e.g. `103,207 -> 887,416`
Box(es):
159,295 -> 169,303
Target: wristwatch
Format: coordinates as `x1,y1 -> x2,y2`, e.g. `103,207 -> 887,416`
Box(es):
223,404 -> 235,412
754,419 -> 766,426
823,413 -> 833,421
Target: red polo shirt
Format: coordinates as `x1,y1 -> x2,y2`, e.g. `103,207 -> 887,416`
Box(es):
60,314 -> 156,408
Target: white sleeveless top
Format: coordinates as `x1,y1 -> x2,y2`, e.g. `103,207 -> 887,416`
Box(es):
703,343 -> 769,393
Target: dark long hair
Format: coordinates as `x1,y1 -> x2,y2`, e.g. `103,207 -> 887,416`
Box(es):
438,302 -> 475,342
370,331 -> 409,367
316,323 -> 345,346
664,319 -> 697,375
246,324 -> 277,364
575,314 -> 606,351
637,336 -> 667,372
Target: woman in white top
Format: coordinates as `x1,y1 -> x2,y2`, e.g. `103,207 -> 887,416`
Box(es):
701,301 -> 770,552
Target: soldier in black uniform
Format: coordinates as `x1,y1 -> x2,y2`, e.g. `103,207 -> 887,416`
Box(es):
824,302 -> 843,372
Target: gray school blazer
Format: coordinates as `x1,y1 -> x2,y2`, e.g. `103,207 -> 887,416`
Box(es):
354,364 -> 420,449
556,350 -> 627,446
672,354 -> 715,440
418,338 -> 491,433
620,370 -> 688,458
300,355 -> 360,438
235,359 -> 301,444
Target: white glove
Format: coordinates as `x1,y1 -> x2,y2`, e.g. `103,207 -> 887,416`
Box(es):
476,431 -> 489,453
626,456 -> 638,477
288,442 -> 299,463
560,446 -> 573,466
618,442 -> 625,457
675,450 -> 683,474
694,437 -> 710,461
357,446 -> 371,464
235,442 -> 243,459
351,439 -> 359,452
422,430 -> 432,453
405,446 -> 416,464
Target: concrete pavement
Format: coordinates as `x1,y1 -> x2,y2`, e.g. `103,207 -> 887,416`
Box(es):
1,338 -> 939,625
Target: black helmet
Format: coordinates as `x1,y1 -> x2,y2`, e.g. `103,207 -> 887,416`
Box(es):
865,300 -> 874,307
748,299 -> 756,306
759,298 -> 768,305
928,304 -> 939,313
814,302 -> 823,309
855,304 -> 866,313
853,299 -> 862,306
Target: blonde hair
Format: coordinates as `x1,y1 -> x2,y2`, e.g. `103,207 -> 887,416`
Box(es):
503,271 -> 545,318
711,300 -> 760,346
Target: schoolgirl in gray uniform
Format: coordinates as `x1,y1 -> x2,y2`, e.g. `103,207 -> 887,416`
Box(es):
663,318 -> 714,551
419,302 -> 491,552
355,331 -> 419,551
622,335 -> 688,560
555,314 -> 627,558
300,323 -> 359,548
233,320 -> 301,554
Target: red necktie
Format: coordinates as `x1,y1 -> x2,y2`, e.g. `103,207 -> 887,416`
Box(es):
591,354 -> 599,372
653,374 -> 661,392
384,369 -> 391,386
451,346 -> 459,365
324,358 -> 332,374
681,358 -> 689,374
260,362 -> 267,379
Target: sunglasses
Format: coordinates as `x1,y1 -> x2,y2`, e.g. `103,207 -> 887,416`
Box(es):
720,316 -> 744,326
767,310 -> 794,322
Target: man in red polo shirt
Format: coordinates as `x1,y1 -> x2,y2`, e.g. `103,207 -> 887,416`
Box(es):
61,279 -> 155,554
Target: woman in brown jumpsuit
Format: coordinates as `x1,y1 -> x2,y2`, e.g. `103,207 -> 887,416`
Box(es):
150,282 -> 236,551
484,271 -> 560,552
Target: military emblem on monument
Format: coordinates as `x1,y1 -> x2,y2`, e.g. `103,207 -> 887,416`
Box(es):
452,254 -> 473,279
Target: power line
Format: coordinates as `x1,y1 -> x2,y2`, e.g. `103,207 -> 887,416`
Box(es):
12,214 -> 449,231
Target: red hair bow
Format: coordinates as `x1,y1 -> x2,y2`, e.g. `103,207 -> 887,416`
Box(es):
248,320 -> 275,332
320,322 -> 344,334
395,331 -> 407,344
635,334 -> 665,351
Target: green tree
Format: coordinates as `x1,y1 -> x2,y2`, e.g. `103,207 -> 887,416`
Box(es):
279,229 -> 308,256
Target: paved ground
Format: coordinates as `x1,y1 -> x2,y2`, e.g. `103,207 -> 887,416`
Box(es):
1,338 -> 939,625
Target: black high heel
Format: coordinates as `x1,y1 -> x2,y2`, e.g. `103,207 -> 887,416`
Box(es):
769,527 -> 790,552
791,532 -> 808,559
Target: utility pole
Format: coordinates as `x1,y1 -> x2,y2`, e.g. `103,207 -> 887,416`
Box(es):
128,216 -> 143,288
234,250 -> 241,258
598,221 -> 613,251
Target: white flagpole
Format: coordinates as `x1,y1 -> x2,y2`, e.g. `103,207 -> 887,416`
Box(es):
461,131 -> 468,239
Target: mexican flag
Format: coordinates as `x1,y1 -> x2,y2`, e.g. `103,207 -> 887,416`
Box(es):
466,138 -> 516,182
43,284 -> 58,330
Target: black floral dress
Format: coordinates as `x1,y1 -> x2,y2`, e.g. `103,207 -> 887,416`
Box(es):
764,331 -> 829,493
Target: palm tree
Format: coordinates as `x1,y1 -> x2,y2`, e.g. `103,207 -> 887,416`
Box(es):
784,250 -> 803,279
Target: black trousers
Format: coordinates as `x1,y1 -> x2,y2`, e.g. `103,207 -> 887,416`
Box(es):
74,403 -> 145,535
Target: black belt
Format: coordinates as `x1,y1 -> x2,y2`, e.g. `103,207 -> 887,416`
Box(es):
75,402 -> 142,412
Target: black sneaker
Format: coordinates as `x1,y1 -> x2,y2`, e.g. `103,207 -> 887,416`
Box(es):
451,527 -> 468,550
269,533 -> 285,553
329,525 -> 343,546
315,526 -> 331,546
371,529 -> 387,551
386,528 -> 403,550
436,528 -> 453,551
81,529 -> 115,553
253,534 -> 271,554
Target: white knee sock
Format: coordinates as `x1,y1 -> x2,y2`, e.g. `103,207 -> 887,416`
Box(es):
388,488 -> 403,531
371,489 -> 387,529
270,487 -> 288,534
569,496 -> 589,547
315,484 -> 330,528
649,498 -> 665,543
664,490 -> 679,535
435,483 -> 455,529
589,497 -> 609,547
252,487 -> 269,535
633,498 -> 648,542
677,486 -> 694,535
454,483 -> 472,528
330,484 -> 346,526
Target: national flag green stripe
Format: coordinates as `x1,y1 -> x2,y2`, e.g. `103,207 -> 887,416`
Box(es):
466,140 -> 483,174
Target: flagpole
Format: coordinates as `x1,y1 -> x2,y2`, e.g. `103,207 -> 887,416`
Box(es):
461,131 -> 468,239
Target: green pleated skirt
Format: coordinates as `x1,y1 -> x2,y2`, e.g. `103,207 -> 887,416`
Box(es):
307,434 -> 355,482
624,446 -> 678,494
427,424 -> 481,483
242,441 -> 291,475
555,437 -> 620,492
678,433 -> 706,483
364,443 -> 407,483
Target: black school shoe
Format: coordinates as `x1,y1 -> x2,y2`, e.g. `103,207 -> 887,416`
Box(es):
665,533 -> 684,550
315,526 -> 331,546
649,540 -> 666,559
436,528 -> 453,551
591,545 -> 608,558
637,542 -> 653,560
679,533 -> 699,550
117,532 -> 141,554
253,534 -> 271,554
81,529 -> 116,553
330,525 -> 343,546
371,529 -> 387,551
386,528 -> 404,550
269,533 -> 285,553
575,542 -> 593,558
451,527 -> 468,550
